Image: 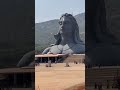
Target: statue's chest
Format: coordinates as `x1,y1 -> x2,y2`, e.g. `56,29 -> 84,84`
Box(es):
50,45 -> 74,54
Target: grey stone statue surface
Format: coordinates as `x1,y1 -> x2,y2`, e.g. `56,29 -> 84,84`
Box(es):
17,51 -> 35,67
86,0 -> 120,65
42,13 -> 85,54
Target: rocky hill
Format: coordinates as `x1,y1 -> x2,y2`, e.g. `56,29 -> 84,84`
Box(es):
35,13 -> 85,52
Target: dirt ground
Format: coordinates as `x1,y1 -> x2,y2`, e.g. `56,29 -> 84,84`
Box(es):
35,63 -> 85,90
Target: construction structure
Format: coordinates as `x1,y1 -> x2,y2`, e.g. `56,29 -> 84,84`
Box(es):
0,67 -> 34,90
35,54 -> 85,64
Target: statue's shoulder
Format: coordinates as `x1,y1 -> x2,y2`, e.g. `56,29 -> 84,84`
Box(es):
42,47 -> 51,54
42,44 -> 55,54
76,43 -> 85,47
75,43 -> 85,52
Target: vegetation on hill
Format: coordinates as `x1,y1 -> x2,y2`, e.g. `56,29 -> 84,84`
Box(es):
35,13 -> 85,53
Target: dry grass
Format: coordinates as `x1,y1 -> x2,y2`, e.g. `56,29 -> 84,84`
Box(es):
35,63 -> 85,90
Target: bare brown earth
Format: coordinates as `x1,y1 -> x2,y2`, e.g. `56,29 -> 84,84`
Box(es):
35,63 -> 85,90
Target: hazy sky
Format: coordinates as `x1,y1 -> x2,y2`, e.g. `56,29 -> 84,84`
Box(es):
35,0 -> 85,23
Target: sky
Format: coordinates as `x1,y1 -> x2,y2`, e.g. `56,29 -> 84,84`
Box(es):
35,0 -> 85,23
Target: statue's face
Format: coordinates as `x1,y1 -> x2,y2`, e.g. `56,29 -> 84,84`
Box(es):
59,16 -> 73,34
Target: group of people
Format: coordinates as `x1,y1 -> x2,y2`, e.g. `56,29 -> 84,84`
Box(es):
74,61 -> 78,64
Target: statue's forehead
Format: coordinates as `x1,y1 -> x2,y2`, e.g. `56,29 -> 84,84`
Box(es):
60,16 -> 71,22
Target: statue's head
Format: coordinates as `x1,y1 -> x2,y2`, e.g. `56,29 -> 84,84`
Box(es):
59,13 -> 74,34
54,13 -> 83,45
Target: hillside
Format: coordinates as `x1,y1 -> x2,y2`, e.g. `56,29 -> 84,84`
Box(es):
35,13 -> 85,52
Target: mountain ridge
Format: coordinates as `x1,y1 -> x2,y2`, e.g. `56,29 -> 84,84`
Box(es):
35,13 -> 85,52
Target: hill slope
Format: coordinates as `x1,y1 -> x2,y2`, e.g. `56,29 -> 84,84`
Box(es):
35,13 -> 85,52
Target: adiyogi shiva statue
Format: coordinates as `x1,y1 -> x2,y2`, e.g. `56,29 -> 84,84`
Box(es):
42,13 -> 85,55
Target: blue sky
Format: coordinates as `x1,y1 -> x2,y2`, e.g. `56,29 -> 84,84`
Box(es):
35,0 -> 85,23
